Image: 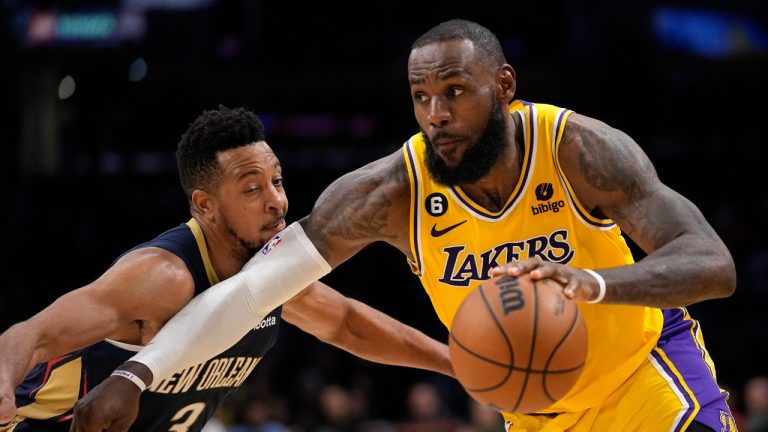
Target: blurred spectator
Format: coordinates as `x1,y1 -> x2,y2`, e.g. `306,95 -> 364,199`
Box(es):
746,376 -> 768,432
229,397 -> 291,432
457,400 -> 504,432
397,382 -> 464,432
315,384 -> 362,432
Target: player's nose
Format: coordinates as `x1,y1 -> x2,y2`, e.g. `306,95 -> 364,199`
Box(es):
427,96 -> 451,127
264,184 -> 286,212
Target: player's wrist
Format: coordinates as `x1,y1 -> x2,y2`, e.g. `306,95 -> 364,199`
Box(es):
111,361 -> 154,391
582,269 -> 606,304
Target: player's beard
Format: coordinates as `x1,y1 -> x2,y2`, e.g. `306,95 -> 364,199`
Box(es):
222,214 -> 261,261
423,100 -> 508,186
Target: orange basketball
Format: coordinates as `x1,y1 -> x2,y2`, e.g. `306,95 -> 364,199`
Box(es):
449,273 -> 587,413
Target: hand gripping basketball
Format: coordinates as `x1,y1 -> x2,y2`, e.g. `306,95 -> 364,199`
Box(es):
449,273 -> 587,413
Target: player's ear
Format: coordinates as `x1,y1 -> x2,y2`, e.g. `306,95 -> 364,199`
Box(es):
191,189 -> 216,220
498,64 -> 516,102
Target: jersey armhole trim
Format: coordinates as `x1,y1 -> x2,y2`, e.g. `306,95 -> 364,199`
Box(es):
186,218 -> 220,285
552,110 -> 616,230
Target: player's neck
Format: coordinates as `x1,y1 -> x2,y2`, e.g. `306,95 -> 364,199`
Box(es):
199,222 -> 249,280
456,113 -> 524,212
209,247 -> 245,280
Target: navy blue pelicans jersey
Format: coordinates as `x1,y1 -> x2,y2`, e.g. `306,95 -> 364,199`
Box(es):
3,219 -> 281,432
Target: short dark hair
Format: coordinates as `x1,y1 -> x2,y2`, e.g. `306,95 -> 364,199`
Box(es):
412,19 -> 506,67
177,105 -> 266,202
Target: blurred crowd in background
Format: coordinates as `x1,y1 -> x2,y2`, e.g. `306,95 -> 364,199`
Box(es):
1,0 -> 767,430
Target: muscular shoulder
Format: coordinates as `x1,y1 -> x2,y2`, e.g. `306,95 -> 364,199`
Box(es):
305,150 -> 412,262
104,247 -> 196,319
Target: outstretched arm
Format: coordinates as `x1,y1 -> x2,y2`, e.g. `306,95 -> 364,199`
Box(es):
283,281 -> 453,377
72,151 -> 410,432
70,224 -> 334,432
115,150 -> 412,386
0,248 -> 194,424
70,152 -> 413,432
497,113 -> 736,307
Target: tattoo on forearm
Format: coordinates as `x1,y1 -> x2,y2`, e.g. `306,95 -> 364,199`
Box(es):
617,196 -> 675,251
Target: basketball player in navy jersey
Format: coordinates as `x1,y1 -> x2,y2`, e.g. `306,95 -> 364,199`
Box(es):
0,106 -> 453,432
64,19 -> 736,432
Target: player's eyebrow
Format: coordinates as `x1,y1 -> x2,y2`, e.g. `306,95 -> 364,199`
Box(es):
437,68 -> 469,80
237,162 -> 281,181
237,168 -> 264,181
409,68 -> 469,85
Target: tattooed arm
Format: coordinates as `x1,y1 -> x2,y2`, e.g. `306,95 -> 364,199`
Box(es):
302,149 -> 414,265
557,113 -> 736,307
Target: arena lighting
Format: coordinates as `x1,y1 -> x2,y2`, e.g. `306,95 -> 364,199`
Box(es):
28,10 -> 117,46
57,12 -> 117,41
128,58 -> 148,82
14,8 -> 145,48
653,7 -> 768,58
58,75 -> 76,100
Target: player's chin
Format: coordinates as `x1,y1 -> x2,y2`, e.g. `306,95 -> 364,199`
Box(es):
439,148 -> 467,168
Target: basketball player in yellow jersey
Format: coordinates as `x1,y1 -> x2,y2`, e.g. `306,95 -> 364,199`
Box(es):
69,19 -> 737,432
406,98 -> 733,432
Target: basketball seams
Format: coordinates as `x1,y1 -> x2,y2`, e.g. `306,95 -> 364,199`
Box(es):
477,284 -> 514,368
462,285 -> 516,392
541,303 -> 586,401
449,326 -> 582,374
509,279 -> 539,412
448,333 -> 511,370
449,328 -> 583,375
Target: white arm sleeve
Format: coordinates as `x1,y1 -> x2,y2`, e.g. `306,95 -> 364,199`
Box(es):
131,222 -> 331,382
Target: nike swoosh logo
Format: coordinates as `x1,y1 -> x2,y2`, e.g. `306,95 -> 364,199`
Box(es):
430,220 -> 468,237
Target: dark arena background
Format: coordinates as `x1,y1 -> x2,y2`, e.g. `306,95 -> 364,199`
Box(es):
2,1 -> 767,430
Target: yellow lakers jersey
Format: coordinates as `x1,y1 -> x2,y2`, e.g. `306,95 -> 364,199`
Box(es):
402,100 -> 663,413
